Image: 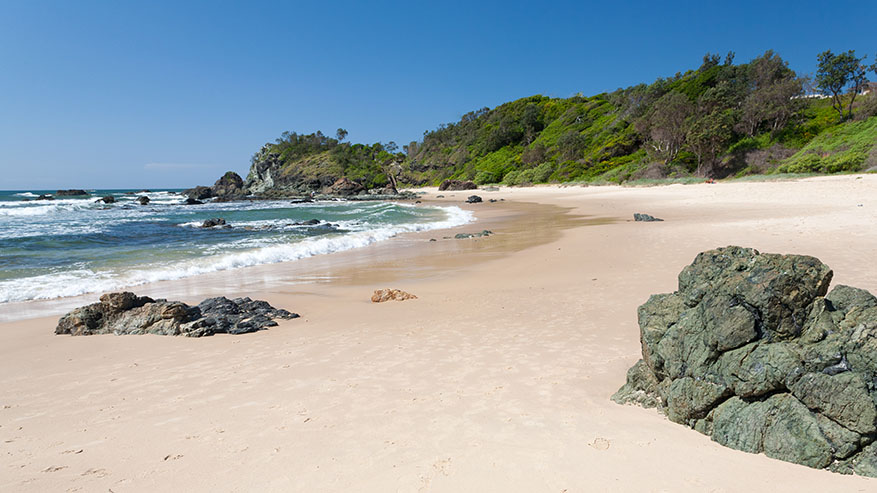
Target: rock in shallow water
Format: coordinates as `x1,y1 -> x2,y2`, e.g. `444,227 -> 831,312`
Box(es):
612,246 -> 877,477
55,292 -> 298,337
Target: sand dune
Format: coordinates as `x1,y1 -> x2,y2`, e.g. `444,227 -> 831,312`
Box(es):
2,175 -> 876,491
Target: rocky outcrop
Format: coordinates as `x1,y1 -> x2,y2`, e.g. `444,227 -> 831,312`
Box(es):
438,180 -> 477,191
633,213 -> 663,222
184,185 -> 214,200
99,196 -> 115,204
212,172 -> 245,200
613,246 -> 877,477
371,289 -> 417,302
184,198 -> 203,205
36,194 -> 54,201
454,230 -> 492,239
324,177 -> 365,196
56,189 -> 88,196
137,196 -> 150,205
55,292 -> 298,337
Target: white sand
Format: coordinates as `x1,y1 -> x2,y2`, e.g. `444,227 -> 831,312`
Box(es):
2,175 -> 876,491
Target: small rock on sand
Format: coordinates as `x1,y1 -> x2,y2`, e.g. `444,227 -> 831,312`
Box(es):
371,289 -> 417,303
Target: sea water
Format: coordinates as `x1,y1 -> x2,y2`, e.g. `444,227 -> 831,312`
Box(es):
0,189 -> 472,303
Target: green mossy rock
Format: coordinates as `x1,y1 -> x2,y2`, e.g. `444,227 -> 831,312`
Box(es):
614,246 -> 877,477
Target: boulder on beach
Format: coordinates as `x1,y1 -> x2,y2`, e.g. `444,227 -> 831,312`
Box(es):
55,292 -> 299,337
438,180 -> 477,191
633,213 -> 663,222
613,246 -> 877,477
454,230 -> 492,239
371,289 -> 417,303
466,195 -> 482,203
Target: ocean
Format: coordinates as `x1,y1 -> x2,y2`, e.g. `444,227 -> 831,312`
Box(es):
0,189 -> 472,304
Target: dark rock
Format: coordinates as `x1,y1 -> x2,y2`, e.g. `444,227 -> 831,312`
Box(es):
212,171 -> 245,199
137,196 -> 150,205
438,180 -> 477,191
36,194 -> 54,201
324,177 -> 365,196
465,195 -> 482,203
184,185 -> 214,200
489,199 -> 498,203
55,292 -> 298,337
201,218 -> 227,228
294,219 -> 321,226
454,230 -> 492,239
612,246 -> 877,477
436,195 -> 445,198
99,195 -> 115,204
56,189 -> 88,196
289,197 -> 313,204
184,198 -> 204,205
634,213 -> 663,222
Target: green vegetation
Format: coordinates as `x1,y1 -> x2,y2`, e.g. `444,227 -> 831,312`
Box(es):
253,50 -> 877,189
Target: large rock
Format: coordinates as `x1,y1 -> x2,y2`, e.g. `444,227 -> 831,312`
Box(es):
183,185 -> 214,200
55,292 -> 298,337
438,180 -> 477,191
56,189 -> 88,196
613,246 -> 877,477
212,171 -> 245,200
325,177 -> 365,196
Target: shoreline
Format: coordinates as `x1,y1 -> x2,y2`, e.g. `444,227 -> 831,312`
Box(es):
2,175 -> 877,491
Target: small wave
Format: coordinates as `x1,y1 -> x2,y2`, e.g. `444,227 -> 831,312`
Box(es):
0,206 -> 474,303
13,192 -> 39,197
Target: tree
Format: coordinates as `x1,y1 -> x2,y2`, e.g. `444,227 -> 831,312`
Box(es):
737,52 -> 803,136
686,109 -> 735,176
635,92 -> 694,165
815,50 -> 867,120
335,128 -> 348,142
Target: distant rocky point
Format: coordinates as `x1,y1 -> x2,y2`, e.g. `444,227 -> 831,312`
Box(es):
613,246 -> 877,477
56,292 -> 298,337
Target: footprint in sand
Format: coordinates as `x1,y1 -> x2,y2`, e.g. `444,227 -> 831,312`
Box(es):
42,465 -> 68,472
589,437 -> 611,450
81,468 -> 109,478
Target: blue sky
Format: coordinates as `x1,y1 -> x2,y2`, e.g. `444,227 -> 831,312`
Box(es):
0,1 -> 874,189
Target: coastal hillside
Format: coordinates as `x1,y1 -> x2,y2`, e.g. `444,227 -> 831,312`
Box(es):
242,51 -> 877,195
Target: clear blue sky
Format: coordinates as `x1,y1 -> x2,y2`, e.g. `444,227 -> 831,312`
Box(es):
1,0 -> 874,189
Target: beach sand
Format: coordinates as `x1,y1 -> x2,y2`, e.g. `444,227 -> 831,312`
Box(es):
2,175 -> 876,491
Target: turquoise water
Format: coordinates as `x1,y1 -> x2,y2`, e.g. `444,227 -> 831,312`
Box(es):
0,189 -> 471,303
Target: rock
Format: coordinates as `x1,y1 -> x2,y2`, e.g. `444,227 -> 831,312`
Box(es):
489,199 -> 498,203
613,246 -> 877,477
454,230 -> 492,239
212,172 -> 245,199
184,198 -> 204,205
201,218 -> 226,228
137,196 -> 150,205
289,219 -> 320,226
55,292 -> 298,337
438,180 -> 477,191
436,195 -> 445,198
36,194 -> 54,200
99,196 -> 115,204
184,185 -> 214,200
56,189 -> 88,196
633,213 -> 663,222
324,177 -> 365,196
371,289 -> 417,303
465,195 -> 482,203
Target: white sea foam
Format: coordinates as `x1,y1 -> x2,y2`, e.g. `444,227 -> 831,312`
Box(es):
0,206 -> 474,303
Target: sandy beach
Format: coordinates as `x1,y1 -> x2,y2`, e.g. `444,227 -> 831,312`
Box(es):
3,175 -> 877,492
